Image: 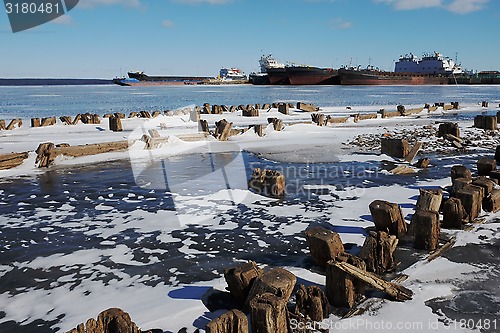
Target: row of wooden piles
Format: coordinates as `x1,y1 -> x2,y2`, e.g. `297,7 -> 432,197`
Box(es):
197,102 -> 319,116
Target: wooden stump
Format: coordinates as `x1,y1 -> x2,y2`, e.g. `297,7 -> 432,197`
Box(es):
206,309 -> 248,333
359,231 -> 398,274
326,255 -> 366,308
452,177 -> 472,194
456,185 -> 482,222
212,105 -> 223,115
412,210 -> 440,251
415,158 -> 430,169
152,111 -> 161,118
442,197 -> 467,229
30,118 -> 40,128
297,102 -> 317,112
35,142 -> 56,168
109,116 -> 123,132
248,168 -> 285,197
380,138 -> 409,158
199,119 -> 210,133
483,188 -> 500,213
311,113 -> 325,126
41,117 -> 56,127
304,226 -> 344,267
278,103 -> 289,115
477,158 -> 496,176
473,177 -> 495,197
415,188 -> 443,213
250,293 -> 287,333
369,200 -> 407,238
294,285 -> 330,322
214,119 -> 233,141
474,115 -> 497,130
224,261 -> 263,307
245,268 -> 296,311
242,108 -> 259,117
129,112 -> 139,118
263,103 -> 271,110
6,118 -> 23,130
451,165 -> 472,181
229,105 -> 237,113
254,124 -> 264,137
397,105 -> 406,115
67,308 -> 141,333
438,122 -> 460,138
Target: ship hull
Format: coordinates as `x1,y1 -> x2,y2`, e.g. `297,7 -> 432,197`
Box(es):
266,68 -> 289,85
338,69 -> 449,85
249,73 -> 270,85
286,67 -> 339,85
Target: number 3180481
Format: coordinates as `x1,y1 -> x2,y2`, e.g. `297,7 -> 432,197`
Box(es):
5,2 -> 60,14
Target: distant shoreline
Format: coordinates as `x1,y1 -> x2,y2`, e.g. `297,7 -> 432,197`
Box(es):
0,78 -> 112,86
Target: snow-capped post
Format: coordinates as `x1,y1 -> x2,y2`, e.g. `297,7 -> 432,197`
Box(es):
304,226 -> 345,267
30,118 -> 40,128
360,231 -> 398,274
477,158 -> 497,176
369,200 -> 407,238
206,309 -> 248,333
278,103 -> 289,115
380,138 -> 409,158
326,253 -> 366,308
40,117 -> 56,127
294,285 -> 330,322
442,197 -> 468,229
224,261 -> 263,308
242,106 -> 259,117
245,268 -> 296,312
250,293 -> 288,333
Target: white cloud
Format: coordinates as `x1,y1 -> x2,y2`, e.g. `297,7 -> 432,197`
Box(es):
329,17 -> 353,30
78,0 -> 141,8
374,0 -> 489,14
162,19 -> 174,28
446,0 -> 488,14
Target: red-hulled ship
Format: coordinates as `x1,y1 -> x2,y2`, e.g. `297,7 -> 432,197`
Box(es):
286,66 -> 339,85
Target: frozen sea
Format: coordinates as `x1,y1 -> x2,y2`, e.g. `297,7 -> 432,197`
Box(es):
0,84 -> 499,332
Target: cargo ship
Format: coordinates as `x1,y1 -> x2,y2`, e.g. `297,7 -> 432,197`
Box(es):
286,66 -> 339,85
339,52 -> 462,85
249,55 -> 287,85
113,71 -> 213,86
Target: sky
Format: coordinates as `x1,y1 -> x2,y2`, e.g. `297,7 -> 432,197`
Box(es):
1,0 -> 499,78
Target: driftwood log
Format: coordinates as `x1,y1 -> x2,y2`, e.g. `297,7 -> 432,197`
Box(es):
206,309 -> 248,333
0,152 -> 29,170
304,226 -> 344,267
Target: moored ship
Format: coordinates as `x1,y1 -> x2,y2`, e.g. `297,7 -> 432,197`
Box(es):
339,52 -> 462,85
113,71 -> 213,86
286,66 -> 339,85
249,55 -> 287,85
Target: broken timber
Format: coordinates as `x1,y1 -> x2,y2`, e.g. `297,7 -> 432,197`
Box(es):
331,261 -> 413,301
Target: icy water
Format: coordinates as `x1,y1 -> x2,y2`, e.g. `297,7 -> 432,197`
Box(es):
1,84 -> 500,119
1,85 -> 500,332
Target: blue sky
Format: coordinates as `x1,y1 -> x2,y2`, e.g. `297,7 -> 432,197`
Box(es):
1,0 -> 499,78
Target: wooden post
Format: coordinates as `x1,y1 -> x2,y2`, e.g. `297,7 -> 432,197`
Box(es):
248,168 -> 285,197
369,200 -> 407,238
35,142 -> 56,168
477,158 -> 496,176
214,119 -> 233,141
254,124 -> 264,137
412,210 -> 440,251
304,226 -> 344,267
206,309 -> 248,333
199,119 -> 210,133
30,118 -> 40,128
60,116 -> 73,125
0,120 -> 4,130
484,189 -> 500,213
224,261 -> 263,307
438,122 -> 460,138
229,105 -> 237,113
109,116 -> 123,132
380,138 -> 409,158
326,254 -> 366,308
294,285 -> 330,322
453,177 -> 472,194
473,177 -> 495,197
311,113 -> 325,126
415,188 -> 443,213
456,185 -> 482,222
250,293 -> 287,333
451,165 -> 472,181
242,108 -> 259,117
415,158 -> 430,169
442,198 -> 467,229
359,231 -> 398,274
245,268 -> 296,311
278,103 -> 289,115
6,118 -> 22,130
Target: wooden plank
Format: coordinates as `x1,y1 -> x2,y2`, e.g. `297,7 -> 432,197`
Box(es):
332,261 -> 413,301
404,142 -> 423,163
